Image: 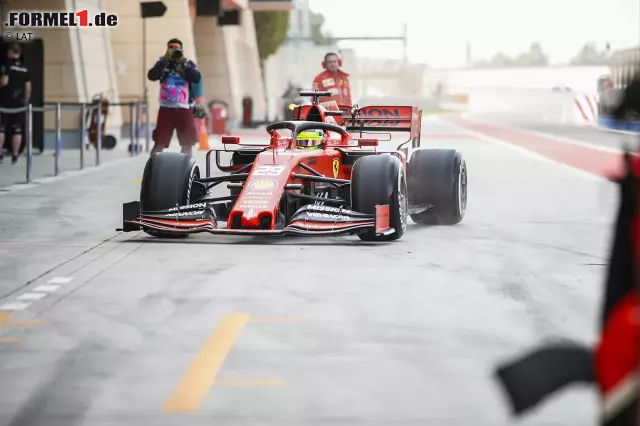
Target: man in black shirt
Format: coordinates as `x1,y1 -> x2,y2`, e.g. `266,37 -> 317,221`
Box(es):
0,43 -> 31,164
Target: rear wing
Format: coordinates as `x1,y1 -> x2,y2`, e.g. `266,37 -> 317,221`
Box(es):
343,106 -> 422,140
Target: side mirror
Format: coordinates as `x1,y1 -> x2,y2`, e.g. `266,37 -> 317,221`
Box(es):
358,138 -> 378,147
222,136 -> 240,145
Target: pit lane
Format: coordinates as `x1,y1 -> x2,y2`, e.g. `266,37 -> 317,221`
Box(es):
0,117 -> 614,425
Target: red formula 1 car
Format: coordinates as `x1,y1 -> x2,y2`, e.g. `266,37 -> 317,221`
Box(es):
118,91 -> 468,241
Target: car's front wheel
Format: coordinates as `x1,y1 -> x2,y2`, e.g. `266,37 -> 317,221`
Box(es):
140,152 -> 199,238
350,155 -> 407,241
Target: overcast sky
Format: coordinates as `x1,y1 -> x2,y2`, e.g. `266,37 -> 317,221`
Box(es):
308,0 -> 640,67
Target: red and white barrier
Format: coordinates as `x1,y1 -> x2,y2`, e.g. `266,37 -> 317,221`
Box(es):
552,92 -> 599,126
571,93 -> 599,125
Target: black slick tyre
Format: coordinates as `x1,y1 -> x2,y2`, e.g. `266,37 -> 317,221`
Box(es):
407,149 -> 467,225
140,152 -> 199,238
350,154 -> 408,241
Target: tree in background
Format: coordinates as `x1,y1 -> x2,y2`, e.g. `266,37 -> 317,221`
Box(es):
253,11 -> 290,122
473,52 -> 514,68
254,11 -> 290,64
514,42 -> 548,66
570,42 -> 610,65
309,11 -> 332,45
473,43 -> 549,68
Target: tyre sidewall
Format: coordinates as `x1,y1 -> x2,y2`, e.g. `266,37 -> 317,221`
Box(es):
408,149 -> 466,225
454,156 -> 467,221
139,153 -> 199,238
351,155 -> 407,240
141,153 -> 198,212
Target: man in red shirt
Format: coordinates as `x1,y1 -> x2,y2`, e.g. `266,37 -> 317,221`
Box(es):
312,52 -> 353,107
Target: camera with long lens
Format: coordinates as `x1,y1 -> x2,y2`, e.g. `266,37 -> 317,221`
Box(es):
171,48 -> 183,61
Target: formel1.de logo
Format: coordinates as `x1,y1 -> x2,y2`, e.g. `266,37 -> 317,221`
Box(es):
6,10 -> 118,28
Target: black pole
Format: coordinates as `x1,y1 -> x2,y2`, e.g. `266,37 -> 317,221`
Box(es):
142,17 -> 147,102
139,1 -> 167,152
142,17 -> 148,152
0,1 -> 6,44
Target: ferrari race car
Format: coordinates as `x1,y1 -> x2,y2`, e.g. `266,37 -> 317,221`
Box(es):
117,90 -> 468,241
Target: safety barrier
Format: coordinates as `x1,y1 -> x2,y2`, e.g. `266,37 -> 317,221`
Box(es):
572,93 -> 599,126
547,92 -> 600,126
0,100 -> 149,183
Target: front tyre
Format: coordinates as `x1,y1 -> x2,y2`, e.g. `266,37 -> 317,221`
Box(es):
351,155 -> 408,241
140,152 -> 200,238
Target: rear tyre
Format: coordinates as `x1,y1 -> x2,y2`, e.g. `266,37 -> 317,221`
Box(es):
351,155 -> 407,241
140,152 -> 200,238
407,149 -> 467,225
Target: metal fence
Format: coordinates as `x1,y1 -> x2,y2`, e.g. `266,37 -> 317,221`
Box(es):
0,100 -> 149,183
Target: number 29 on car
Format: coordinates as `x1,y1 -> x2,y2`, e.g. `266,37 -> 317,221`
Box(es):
252,165 -> 285,176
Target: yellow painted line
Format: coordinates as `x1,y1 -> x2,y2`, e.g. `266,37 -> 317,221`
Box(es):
0,337 -> 20,343
163,313 -> 250,413
214,379 -> 286,387
249,317 -> 305,324
0,312 -> 49,326
4,320 -> 49,326
0,313 -> 11,325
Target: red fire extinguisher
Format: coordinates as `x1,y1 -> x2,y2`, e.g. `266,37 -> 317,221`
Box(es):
85,93 -> 117,149
242,96 -> 253,128
208,100 -> 229,136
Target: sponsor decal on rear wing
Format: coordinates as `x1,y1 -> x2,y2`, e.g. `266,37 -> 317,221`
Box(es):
344,106 -> 421,139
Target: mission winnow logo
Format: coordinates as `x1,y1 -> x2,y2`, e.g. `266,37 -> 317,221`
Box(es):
6,10 -> 118,28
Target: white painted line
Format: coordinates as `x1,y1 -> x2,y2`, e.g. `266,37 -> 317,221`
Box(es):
549,120 -> 640,136
17,292 -> 47,301
33,284 -> 61,292
36,176 -> 64,184
47,276 -> 74,284
0,302 -> 31,311
521,128 -> 624,155
461,128 -> 608,183
1,183 -> 40,191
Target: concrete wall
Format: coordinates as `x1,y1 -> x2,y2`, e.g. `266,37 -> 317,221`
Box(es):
194,9 -> 265,127
234,10 -> 266,122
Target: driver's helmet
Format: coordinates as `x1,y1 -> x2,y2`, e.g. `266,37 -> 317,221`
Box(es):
295,130 -> 324,149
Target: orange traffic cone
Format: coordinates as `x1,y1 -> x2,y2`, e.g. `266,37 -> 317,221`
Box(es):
198,118 -> 209,151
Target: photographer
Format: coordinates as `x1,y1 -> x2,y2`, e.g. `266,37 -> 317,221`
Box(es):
147,38 -> 202,156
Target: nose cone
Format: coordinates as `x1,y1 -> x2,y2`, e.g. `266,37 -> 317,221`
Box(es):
241,206 -> 263,227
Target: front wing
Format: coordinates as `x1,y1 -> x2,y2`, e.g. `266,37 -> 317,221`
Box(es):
118,202 -> 394,237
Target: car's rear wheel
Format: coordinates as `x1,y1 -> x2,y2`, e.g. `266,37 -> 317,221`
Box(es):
140,152 -> 199,238
351,155 -> 407,241
407,149 -> 467,225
